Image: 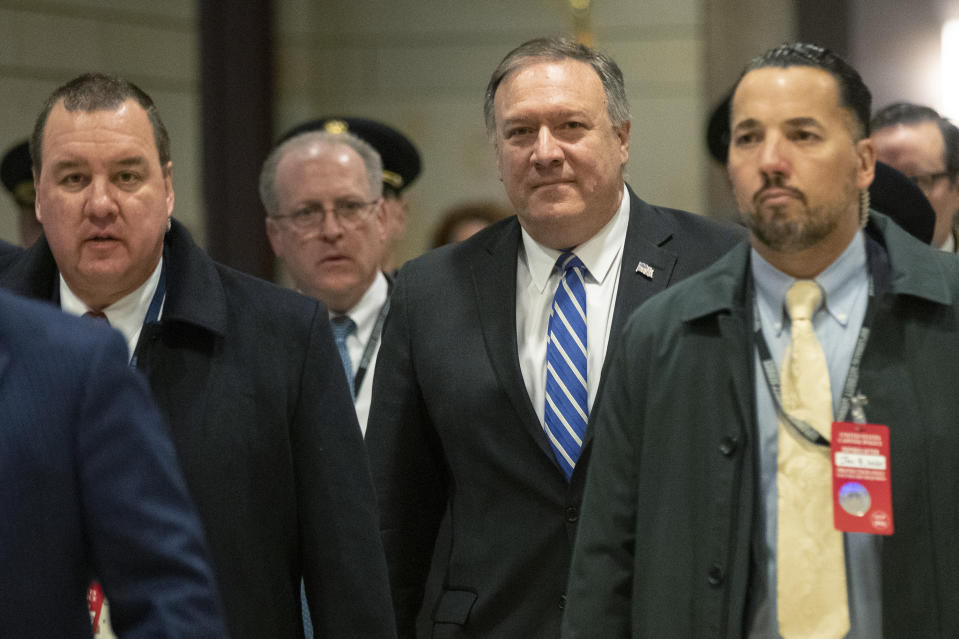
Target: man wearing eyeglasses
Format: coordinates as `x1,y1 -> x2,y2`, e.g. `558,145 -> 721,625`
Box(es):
260,130 -> 389,435
872,102 -> 959,251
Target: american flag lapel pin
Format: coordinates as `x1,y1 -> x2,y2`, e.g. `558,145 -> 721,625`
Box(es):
636,261 -> 655,279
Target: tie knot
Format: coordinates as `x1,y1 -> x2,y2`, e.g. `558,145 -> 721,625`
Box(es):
331,315 -> 356,343
556,251 -> 586,276
83,310 -> 110,325
785,280 -> 822,323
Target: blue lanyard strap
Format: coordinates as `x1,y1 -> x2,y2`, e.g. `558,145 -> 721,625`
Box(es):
130,260 -> 166,368
752,277 -> 874,445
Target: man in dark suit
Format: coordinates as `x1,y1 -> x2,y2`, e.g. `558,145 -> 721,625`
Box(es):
0,73 -> 395,639
564,43 -> 959,638
1,140 -> 43,246
365,36 -> 743,639
0,287 -> 227,638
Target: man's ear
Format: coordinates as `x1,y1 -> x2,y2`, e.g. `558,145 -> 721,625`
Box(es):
163,161 -> 175,216
854,137 -> 876,191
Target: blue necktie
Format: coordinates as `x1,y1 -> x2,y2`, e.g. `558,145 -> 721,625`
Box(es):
331,315 -> 357,401
544,251 -> 589,480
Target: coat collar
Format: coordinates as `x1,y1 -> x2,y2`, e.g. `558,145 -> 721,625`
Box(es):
0,219 -> 229,338
161,220 -> 228,337
674,211 -> 954,328
872,212 -> 953,305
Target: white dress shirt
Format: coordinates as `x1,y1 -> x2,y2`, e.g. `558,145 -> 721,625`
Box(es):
331,271 -> 389,436
60,257 -> 165,361
516,184 -> 629,427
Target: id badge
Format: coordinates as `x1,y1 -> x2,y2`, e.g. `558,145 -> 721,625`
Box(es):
831,422 -> 894,535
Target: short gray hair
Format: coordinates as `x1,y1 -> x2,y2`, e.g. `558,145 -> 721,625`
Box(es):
258,130 -> 383,216
483,35 -> 630,138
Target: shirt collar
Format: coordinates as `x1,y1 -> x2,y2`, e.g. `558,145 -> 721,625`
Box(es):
751,229 -> 868,335
520,183 -> 629,293
329,271 -> 388,339
938,228 -> 957,252
60,256 -> 164,347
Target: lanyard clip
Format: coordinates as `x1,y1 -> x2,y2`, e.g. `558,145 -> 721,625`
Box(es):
849,393 -> 869,424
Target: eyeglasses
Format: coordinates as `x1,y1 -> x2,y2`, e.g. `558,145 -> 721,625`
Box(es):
908,171 -> 952,192
272,198 -> 381,231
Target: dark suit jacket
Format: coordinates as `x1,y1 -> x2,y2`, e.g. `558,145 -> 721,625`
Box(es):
0,287 -> 226,638
563,213 -> 959,638
0,221 -> 395,639
366,186 -> 744,638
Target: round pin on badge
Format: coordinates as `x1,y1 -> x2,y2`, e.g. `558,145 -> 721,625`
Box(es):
839,481 -> 871,517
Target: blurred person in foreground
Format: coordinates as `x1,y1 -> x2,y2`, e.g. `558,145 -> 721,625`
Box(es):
0,286 -> 226,638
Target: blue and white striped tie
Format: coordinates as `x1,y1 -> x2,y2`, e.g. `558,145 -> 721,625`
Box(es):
544,251 -> 588,480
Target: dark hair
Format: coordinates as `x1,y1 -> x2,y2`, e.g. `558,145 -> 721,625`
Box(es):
871,102 -> 959,178
431,201 -> 511,248
734,42 -> 872,139
483,35 -> 630,138
30,72 -> 171,174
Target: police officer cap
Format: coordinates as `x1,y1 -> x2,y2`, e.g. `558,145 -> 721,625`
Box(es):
1,141 -> 34,207
279,117 -> 421,196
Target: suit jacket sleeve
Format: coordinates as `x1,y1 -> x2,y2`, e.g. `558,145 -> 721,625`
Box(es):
366,268 -> 450,638
562,315 -> 642,639
295,302 -> 397,638
81,329 -> 229,639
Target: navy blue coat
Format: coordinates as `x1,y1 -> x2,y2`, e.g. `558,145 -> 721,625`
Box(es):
0,287 -> 226,638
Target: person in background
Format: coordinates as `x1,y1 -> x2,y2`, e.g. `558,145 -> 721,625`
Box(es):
0,286 -> 227,638
261,129 -> 389,436
0,72 -> 395,639
430,200 -> 511,248
871,102 -> 959,251
366,35 -> 742,639
1,140 -> 43,246
279,117 -> 421,272
564,42 -> 959,638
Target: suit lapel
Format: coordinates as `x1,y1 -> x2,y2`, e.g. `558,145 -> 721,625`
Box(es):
583,188 -> 681,448
472,219 -> 558,464
606,188 -> 680,347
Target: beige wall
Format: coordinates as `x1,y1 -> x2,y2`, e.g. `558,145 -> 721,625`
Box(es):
276,0 -> 709,265
703,0 -> 796,223
0,1 -> 795,264
0,0 -> 203,247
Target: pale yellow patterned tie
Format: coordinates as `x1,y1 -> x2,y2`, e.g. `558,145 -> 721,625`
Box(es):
777,280 -> 850,639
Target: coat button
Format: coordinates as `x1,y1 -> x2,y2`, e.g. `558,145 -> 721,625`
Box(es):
707,564 -> 725,587
719,436 -> 738,457
559,593 -> 567,610
565,506 -> 579,523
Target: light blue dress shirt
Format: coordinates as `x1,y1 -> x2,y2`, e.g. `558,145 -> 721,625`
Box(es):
747,230 -> 882,639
